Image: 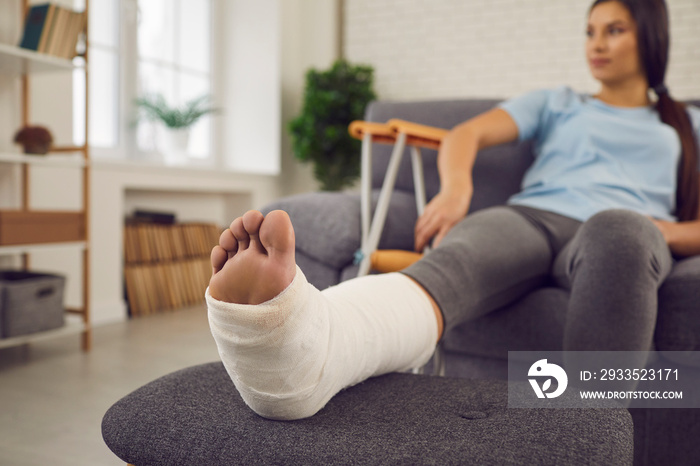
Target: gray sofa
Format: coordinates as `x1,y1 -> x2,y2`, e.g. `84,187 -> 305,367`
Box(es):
263,98 -> 700,466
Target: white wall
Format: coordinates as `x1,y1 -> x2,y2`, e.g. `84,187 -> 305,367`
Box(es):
279,0 -> 341,195
218,0 -> 282,174
215,0 -> 341,190
344,0 -> 700,101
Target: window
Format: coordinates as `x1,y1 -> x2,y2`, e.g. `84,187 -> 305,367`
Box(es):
74,0 -> 212,162
136,0 -> 211,159
74,0 -> 120,149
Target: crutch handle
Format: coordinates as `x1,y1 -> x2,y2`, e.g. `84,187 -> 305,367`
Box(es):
370,250 -> 424,273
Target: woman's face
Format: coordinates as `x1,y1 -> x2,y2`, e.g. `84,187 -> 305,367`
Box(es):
586,1 -> 646,87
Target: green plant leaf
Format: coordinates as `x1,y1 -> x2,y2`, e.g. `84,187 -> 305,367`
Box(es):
134,93 -> 219,129
288,59 -> 377,191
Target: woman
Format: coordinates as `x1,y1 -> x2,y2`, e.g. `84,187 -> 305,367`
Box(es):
207,0 -> 700,420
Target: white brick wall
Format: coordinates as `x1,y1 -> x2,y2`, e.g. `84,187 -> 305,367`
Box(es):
344,0 -> 700,101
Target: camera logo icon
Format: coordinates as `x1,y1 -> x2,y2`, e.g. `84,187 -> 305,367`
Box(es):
528,359 -> 568,399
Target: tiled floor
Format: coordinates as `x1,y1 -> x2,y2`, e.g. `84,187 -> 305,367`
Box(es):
0,306 -> 220,466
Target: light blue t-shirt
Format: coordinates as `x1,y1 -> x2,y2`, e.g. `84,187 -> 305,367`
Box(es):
499,86 -> 700,222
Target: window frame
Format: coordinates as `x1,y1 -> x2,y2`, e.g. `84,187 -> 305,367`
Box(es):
80,0 -> 215,166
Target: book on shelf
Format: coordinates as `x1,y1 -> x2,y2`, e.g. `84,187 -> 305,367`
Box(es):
37,4 -> 57,53
18,2 -> 86,59
45,6 -> 68,56
123,221 -> 222,317
19,3 -> 52,51
132,209 -> 177,225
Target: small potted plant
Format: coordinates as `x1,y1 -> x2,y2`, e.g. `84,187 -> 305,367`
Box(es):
13,125 -> 53,155
134,93 -> 217,163
289,59 -> 377,191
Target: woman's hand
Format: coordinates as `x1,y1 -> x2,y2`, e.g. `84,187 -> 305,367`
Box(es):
412,108 -> 519,252
414,187 -> 472,251
648,217 -> 672,244
648,216 -> 700,257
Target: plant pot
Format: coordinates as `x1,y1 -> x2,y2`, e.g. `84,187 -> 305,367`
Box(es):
21,142 -> 51,155
14,126 -> 53,155
157,127 -> 190,165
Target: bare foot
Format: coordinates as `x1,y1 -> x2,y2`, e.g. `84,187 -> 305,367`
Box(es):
209,210 -> 296,305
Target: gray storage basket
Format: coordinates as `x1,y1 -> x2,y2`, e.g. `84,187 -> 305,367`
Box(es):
0,271 -> 66,338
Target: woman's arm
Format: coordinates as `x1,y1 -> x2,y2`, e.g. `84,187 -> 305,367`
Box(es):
650,174 -> 700,257
414,108 -> 519,251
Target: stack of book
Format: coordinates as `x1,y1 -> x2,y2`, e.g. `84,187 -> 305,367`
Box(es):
123,222 -> 222,317
18,3 -> 86,59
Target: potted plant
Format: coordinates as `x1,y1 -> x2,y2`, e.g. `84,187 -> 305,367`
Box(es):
134,93 -> 217,163
289,60 -> 377,191
13,125 -> 53,155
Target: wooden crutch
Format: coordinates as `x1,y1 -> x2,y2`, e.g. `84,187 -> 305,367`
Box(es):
348,119 -> 448,276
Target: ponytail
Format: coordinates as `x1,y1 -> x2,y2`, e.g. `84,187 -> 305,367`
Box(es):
655,88 -> 699,221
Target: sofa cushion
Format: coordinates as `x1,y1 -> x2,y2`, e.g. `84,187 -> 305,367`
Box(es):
655,255 -> 700,354
442,287 -> 569,359
295,251 -> 340,291
263,190 -> 418,270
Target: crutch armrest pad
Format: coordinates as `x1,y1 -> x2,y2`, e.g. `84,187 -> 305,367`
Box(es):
387,119 -> 449,150
349,121 -> 397,144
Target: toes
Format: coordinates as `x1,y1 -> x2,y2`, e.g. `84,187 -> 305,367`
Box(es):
225,210 -> 292,258
242,211 -> 266,253
230,217 -> 250,250
211,245 -> 228,274
259,210 -> 295,255
219,228 -> 238,256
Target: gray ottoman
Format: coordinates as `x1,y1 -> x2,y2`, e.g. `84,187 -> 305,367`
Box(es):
102,362 -> 633,465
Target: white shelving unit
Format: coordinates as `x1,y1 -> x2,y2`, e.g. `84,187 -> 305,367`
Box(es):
0,1 -> 91,351
0,42 -> 75,74
0,151 -> 86,167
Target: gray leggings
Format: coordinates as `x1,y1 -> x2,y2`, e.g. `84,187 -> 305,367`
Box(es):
402,205 -> 674,351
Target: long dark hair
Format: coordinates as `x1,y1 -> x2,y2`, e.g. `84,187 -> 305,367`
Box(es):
590,0 -> 699,221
